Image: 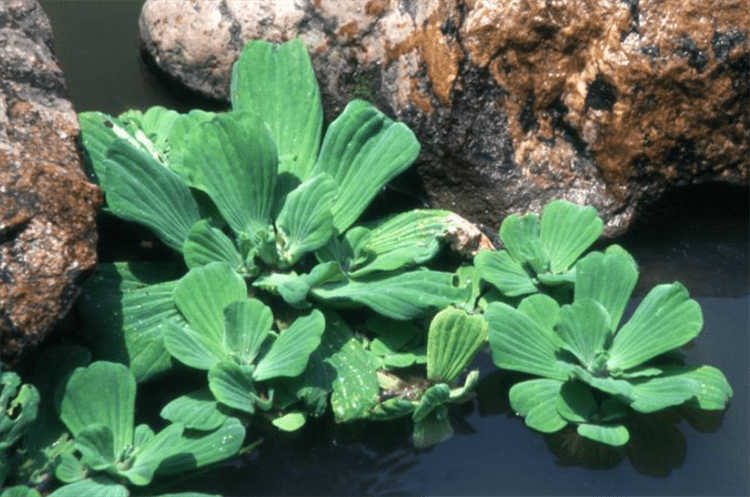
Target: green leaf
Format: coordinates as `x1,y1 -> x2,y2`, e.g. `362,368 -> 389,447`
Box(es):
231,39 -> 323,184
0,372 -> 39,450
173,262 -> 248,342
275,173 -> 337,267
254,310 -> 325,381
163,321 -> 227,371
313,99 -> 420,232
661,364 -> 733,410
486,302 -> 567,380
413,384 -> 450,423
500,213 -> 548,273
426,308 -> 488,383
607,282 -> 703,372
119,105 -> 180,162
555,299 -> 611,369
57,362 -> 135,457
556,381 -> 597,423
75,424 -> 116,471
154,418 -> 245,478
577,423 -> 630,446
166,109 -> 218,186
122,423 -> 184,486
182,112 -> 278,236
312,269 -> 471,320
160,389 -> 228,431
103,139 -> 201,252
48,477 -> 128,497
223,299 -> 274,366
509,379 -> 567,433
627,375 -> 699,413
208,361 -> 259,414
413,405 -> 453,449
349,209 -> 454,277
538,200 -> 603,273
474,249 -> 537,297
1,486 -> 42,497
183,220 -> 244,272
575,245 -> 638,328
271,412 -> 307,432
516,294 -> 560,334
54,452 -> 88,483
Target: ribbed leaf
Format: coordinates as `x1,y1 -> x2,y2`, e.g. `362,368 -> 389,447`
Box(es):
182,112 -> 278,236
556,381 -> 597,423
122,423 -> 184,486
474,250 -> 537,297
53,452 -> 87,484
254,310 -> 325,381
103,139 -> 201,252
160,389 -> 228,431
607,283 -> 703,372
509,379 -> 567,433
555,299 -> 611,368
119,105 -> 180,162
183,220 -> 244,272
166,109 -> 218,186
661,365 -> 733,410
74,424 -> 116,471
57,362 -> 134,457
350,209 -> 454,277
154,418 -> 245,478
539,200 -> 603,273
426,308 -> 488,383
223,299 -> 274,366
413,405 -> 453,449
517,294 -> 560,334
208,361 -> 258,414
48,478 -> 128,497
275,174 -> 336,266
312,269 -> 471,320
627,375 -> 699,413
500,213 -> 548,272
486,302 -> 567,380
413,384 -> 450,423
164,321 -> 227,370
313,99 -> 420,232
577,423 -> 629,446
231,39 -> 322,183
173,262 -> 248,342
575,245 -> 638,328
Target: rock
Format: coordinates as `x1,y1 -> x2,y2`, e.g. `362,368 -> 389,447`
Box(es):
0,0 -> 102,364
139,0 -> 749,235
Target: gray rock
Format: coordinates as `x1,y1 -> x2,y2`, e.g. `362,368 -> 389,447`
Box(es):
138,0 -> 749,236
0,0 -> 102,364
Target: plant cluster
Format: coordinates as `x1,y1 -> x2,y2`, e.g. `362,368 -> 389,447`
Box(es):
0,39 -> 733,496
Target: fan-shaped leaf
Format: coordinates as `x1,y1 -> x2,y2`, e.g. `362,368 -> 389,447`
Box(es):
555,299 -> 611,368
575,245 -> 638,328
539,200 -> 603,273
254,310 -> 325,381
607,283 -> 703,372
182,112 -> 278,237
509,379 -> 567,433
103,139 -> 201,252
75,424 -> 116,471
164,321 -> 228,371
48,477 -> 128,497
474,249 -> 537,297
486,302 -> 567,380
413,384 -> 450,423
276,174 -> 337,266
223,299 -> 274,366
160,389 -> 228,431
208,361 -> 258,414
413,405 -> 453,449
577,423 -> 629,446
661,365 -> 733,410
556,381 -> 597,423
183,220 -> 244,272
313,99 -> 420,232
517,293 -> 560,334
500,213 -> 548,272
427,308 -> 488,383
122,423 -> 184,486
57,362 -> 134,458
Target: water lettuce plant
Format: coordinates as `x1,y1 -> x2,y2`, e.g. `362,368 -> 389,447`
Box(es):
485,245 -> 733,446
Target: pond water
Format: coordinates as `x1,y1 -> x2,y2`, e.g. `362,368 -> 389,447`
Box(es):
39,1 -> 749,495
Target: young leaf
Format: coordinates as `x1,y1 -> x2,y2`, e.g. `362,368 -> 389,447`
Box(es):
607,282 -> 703,372
253,310 -> 325,381
555,299 -> 611,369
474,250 -> 537,297
160,389 -> 228,431
275,174 -> 337,266
509,379 -> 567,433
223,299 -> 274,366
0,373 -> 39,450
231,39 -> 323,183
183,220 -> 244,272
208,361 -> 259,414
539,200 -> 603,273
426,308 -> 488,384
486,302 -> 567,380
575,245 -> 638,328
182,112 -> 278,237
121,423 -> 184,486
313,99 -> 421,232
103,139 -> 201,252
57,362 -> 135,458
271,412 -> 307,432
500,213 -> 548,273
173,262 -> 248,342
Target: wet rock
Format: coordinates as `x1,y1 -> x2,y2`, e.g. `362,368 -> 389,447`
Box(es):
138,0 -> 749,235
0,0 -> 102,364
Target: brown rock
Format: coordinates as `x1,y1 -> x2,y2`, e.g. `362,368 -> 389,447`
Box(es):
0,0 -> 102,364
138,0 -> 748,235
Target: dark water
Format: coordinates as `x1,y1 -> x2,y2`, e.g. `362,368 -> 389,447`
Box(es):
39,1 -> 750,495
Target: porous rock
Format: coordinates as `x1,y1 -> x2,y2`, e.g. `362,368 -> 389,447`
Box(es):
139,0 -> 749,235
0,0 -> 102,364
